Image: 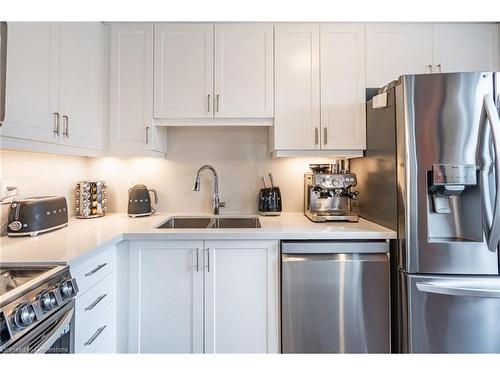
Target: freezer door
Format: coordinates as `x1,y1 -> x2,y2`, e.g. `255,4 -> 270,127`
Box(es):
282,253 -> 390,353
403,273 -> 500,353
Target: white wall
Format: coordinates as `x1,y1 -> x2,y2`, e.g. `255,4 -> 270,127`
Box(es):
1,127 -> 338,216
88,127 -> 335,214
0,149 -> 88,233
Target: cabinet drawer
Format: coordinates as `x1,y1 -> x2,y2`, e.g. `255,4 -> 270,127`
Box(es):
75,273 -> 114,325
72,249 -> 115,295
75,308 -> 114,353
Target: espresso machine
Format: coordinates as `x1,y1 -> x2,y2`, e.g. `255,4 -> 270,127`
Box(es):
304,161 -> 359,222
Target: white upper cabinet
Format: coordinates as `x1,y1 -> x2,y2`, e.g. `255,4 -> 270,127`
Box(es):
366,23 -> 499,88
432,23 -> 499,73
214,24 -> 274,118
109,23 -> 166,155
320,23 -> 366,150
58,22 -> 102,150
3,23 -> 58,143
2,22 -> 102,154
274,24 -> 320,150
366,23 -> 433,87
154,24 -> 214,119
204,240 -> 279,353
274,23 -> 366,154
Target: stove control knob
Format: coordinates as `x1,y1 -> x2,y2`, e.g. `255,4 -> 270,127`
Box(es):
59,280 -> 74,299
13,303 -> 36,328
39,291 -> 57,312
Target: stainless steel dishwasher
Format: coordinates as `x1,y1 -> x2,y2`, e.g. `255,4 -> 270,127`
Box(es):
281,240 -> 390,353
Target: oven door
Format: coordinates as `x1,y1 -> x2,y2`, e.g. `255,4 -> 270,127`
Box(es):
7,301 -> 75,354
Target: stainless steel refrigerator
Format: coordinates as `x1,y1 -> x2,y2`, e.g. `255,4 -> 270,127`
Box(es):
351,72 -> 500,353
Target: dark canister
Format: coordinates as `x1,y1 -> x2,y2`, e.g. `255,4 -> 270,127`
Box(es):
257,173 -> 282,216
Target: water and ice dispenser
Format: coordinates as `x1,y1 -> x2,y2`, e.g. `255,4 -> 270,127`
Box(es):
427,164 -> 482,242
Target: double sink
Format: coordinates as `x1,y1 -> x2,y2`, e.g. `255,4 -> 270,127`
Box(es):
157,216 -> 262,229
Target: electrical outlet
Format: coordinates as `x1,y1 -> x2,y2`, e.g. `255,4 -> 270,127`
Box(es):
0,181 -> 17,197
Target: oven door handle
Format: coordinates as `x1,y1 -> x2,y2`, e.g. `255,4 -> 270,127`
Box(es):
34,307 -> 74,353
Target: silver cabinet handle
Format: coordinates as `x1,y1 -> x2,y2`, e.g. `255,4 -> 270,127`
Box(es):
206,248 -> 210,272
145,126 -> 150,144
53,112 -> 60,135
314,127 -> 319,145
62,115 -> 69,137
436,64 -> 442,73
207,94 -> 211,113
323,127 -> 328,145
216,94 -> 219,112
84,325 -> 107,346
85,294 -> 108,311
84,263 -> 108,277
426,64 -> 433,73
195,248 -> 200,272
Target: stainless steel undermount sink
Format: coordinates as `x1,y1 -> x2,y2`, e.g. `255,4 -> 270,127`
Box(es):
156,216 -> 261,229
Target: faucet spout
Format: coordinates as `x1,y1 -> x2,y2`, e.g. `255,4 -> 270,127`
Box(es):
193,165 -> 225,215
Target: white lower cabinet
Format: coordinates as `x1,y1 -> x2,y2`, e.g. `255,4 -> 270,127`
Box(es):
128,241 -> 204,353
71,246 -> 117,354
204,240 -> 279,353
128,239 -> 279,353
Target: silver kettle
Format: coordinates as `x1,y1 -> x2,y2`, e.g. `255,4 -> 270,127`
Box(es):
127,184 -> 158,218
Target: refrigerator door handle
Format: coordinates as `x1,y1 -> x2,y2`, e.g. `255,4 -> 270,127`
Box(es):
479,94 -> 500,252
416,281 -> 500,299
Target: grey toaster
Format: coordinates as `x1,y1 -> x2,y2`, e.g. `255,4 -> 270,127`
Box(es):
7,196 -> 68,237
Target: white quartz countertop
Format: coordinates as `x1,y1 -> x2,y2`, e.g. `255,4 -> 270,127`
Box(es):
0,213 -> 396,266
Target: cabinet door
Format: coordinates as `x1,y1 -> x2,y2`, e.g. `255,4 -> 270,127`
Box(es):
154,23 -> 213,118
214,24 -> 273,118
110,23 -> 166,153
204,240 -> 279,353
432,23 -> 500,73
2,22 -> 59,143
320,23 -> 366,150
58,22 -> 102,150
366,23 -> 433,88
128,241 -> 204,353
274,24 -> 320,150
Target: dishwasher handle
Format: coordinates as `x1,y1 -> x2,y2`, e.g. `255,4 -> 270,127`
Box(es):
282,253 -> 389,263
281,241 -> 389,254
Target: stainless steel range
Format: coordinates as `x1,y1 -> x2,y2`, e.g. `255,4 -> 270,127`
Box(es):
0,265 -> 78,353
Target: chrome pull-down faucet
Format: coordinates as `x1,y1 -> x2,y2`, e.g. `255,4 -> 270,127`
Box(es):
193,165 -> 226,215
